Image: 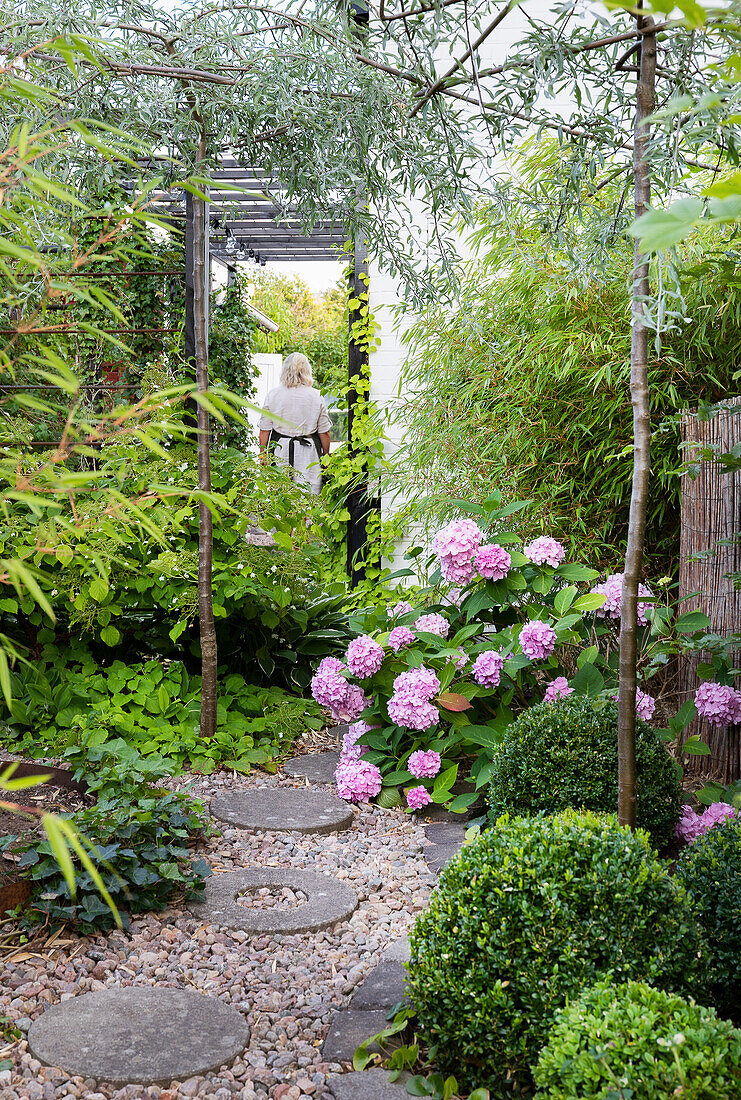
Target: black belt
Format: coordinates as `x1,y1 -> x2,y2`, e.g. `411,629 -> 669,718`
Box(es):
268,429 -> 322,469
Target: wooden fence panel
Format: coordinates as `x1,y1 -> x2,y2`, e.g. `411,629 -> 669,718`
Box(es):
679,398 -> 741,782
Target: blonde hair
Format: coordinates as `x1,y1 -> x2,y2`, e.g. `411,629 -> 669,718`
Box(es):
280,352 -> 313,388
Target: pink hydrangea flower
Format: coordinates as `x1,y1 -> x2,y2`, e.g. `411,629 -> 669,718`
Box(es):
392,667 -> 441,700
701,801 -> 738,828
695,682 -> 741,727
335,758 -> 383,803
474,543 -> 511,581
406,785 -> 433,811
636,689 -> 656,722
675,805 -> 705,844
389,625 -> 415,653
432,519 -> 483,584
472,650 -> 504,688
520,620 -> 557,661
675,801 -> 740,844
341,684 -> 371,722
340,720 -> 372,762
311,658 -> 349,710
387,667 -> 441,730
415,613 -> 450,638
590,572 -> 653,626
523,536 -> 566,567
544,676 -> 574,703
407,749 -> 441,779
391,600 -> 413,619
446,588 -> 465,607
345,635 -> 385,678
388,697 -> 439,731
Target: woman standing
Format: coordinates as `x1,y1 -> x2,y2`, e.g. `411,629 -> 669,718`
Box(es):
258,352 -> 331,495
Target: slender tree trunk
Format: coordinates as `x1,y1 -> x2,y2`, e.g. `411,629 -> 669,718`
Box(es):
194,133 -> 218,738
618,15 -> 656,829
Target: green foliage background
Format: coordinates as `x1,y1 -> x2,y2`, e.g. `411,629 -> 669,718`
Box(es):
396,216 -> 741,571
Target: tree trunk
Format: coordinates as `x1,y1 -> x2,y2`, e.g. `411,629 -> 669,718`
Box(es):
618,15 -> 656,829
679,398 -> 741,782
193,136 -> 217,739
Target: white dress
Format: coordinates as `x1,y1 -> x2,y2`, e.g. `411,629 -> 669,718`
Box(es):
258,384 -> 331,495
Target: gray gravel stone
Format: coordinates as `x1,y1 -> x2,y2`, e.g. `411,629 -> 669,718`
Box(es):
321,1011 -> 392,1063
349,963 -> 408,1011
191,867 -> 358,934
210,789 -> 354,835
27,987 -> 249,1085
282,752 -> 341,784
327,1069 -> 410,1099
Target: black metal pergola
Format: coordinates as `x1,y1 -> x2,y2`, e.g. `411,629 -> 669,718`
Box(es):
149,159 -> 348,264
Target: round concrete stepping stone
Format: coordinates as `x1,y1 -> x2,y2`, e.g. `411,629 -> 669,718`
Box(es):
210,788 -> 353,834
191,867 -> 357,933
28,988 -> 249,1085
282,750 -> 341,783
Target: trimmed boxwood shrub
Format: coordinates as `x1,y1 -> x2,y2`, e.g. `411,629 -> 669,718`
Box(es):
407,810 -> 703,1096
675,818 -> 741,1022
534,979 -> 741,1100
487,697 -> 681,848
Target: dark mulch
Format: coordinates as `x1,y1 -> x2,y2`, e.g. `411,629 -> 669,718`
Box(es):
0,783 -> 92,884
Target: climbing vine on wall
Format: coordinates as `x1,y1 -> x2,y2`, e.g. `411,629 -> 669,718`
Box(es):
320,273 -> 407,590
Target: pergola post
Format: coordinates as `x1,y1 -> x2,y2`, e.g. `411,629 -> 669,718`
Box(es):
347,233 -> 370,585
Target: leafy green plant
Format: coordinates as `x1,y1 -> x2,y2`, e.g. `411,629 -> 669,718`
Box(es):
2,651 -> 325,774
675,818 -> 741,1022
487,697 -> 681,849
407,811 -> 704,1095
4,739 -> 210,932
396,202 -> 741,572
209,277 -> 258,449
0,442 -> 352,688
534,980 -> 741,1100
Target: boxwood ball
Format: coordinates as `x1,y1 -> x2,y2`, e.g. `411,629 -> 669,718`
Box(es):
487,696 -> 681,849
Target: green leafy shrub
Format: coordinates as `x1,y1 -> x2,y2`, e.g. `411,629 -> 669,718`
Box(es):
396,197 -> 741,571
534,979 -> 741,1100
3,651 -> 325,774
0,445 -> 351,689
4,741 -> 210,932
675,818 -> 741,1022
487,697 -> 681,848
407,811 -> 703,1095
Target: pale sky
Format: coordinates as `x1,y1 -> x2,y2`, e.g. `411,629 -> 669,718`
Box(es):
231,258 -> 346,295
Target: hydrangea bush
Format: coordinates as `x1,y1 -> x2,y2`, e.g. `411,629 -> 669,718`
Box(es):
311,495 -> 732,810
312,509 -> 615,808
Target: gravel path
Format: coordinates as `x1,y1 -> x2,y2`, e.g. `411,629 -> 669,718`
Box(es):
0,770 -> 435,1100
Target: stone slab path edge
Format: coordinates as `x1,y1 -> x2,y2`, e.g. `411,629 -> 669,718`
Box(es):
27,987 -> 249,1086
210,788 -> 354,835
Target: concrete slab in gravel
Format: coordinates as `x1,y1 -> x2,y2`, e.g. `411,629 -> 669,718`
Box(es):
350,962 -> 408,1011
321,1009 -> 393,1063
210,788 -> 353,834
328,1068 -> 410,1099
282,750 -> 341,784
380,936 -> 410,964
28,987 -> 248,1085
423,821 -> 467,873
191,866 -> 357,934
